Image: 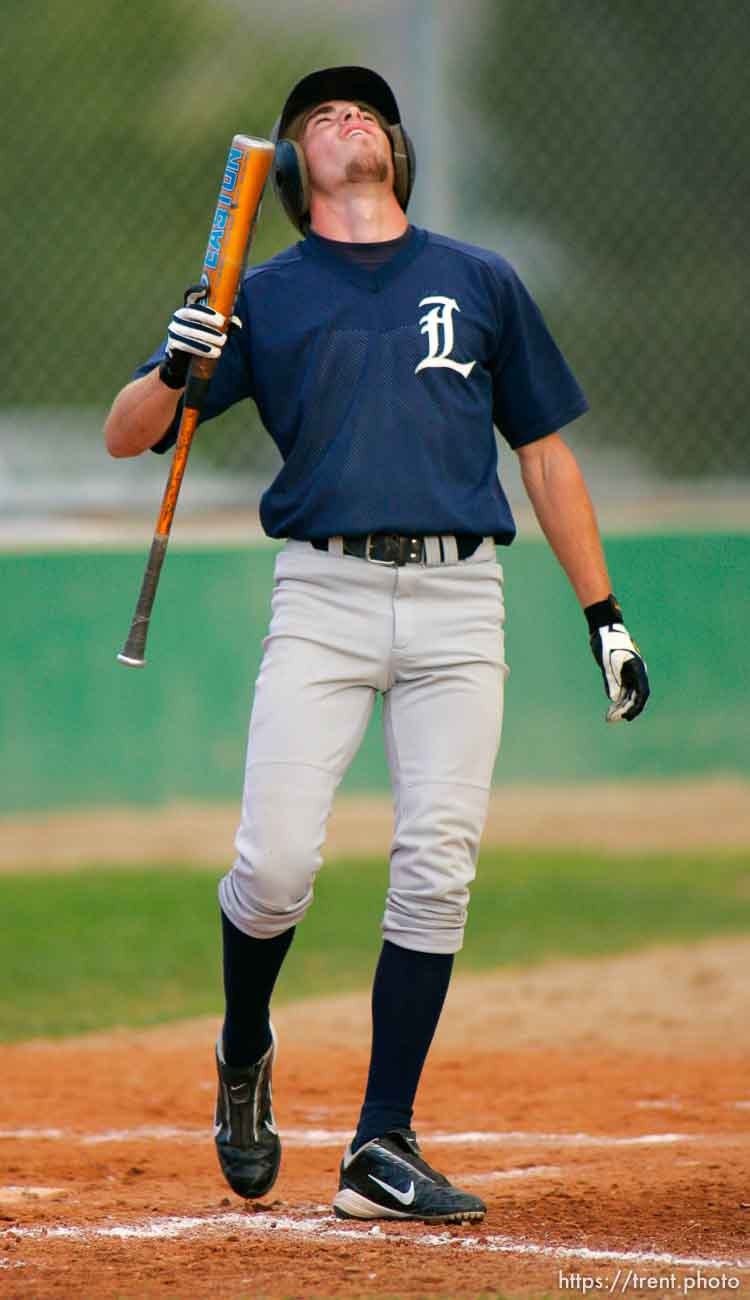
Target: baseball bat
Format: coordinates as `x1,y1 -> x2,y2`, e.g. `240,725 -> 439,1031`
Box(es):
117,133 -> 275,668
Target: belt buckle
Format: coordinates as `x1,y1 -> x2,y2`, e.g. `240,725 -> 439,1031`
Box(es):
366,533 -> 396,565
365,534 -> 424,565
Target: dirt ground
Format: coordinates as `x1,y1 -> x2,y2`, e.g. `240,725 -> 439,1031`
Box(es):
2,783 -> 749,1297
2,935 -> 750,1299
3,778 -> 749,871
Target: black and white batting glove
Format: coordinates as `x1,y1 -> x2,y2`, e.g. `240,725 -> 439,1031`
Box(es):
158,283 -> 242,389
585,594 -> 650,724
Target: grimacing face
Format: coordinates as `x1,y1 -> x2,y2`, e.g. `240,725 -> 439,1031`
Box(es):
300,100 -> 393,193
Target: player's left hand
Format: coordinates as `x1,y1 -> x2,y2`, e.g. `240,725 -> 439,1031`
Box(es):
585,596 -> 650,723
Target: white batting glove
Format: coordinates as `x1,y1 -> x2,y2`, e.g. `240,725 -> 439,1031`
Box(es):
586,596 -> 650,724
159,283 -> 241,389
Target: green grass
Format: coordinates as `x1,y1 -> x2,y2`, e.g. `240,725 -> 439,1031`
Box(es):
2,847 -> 749,1041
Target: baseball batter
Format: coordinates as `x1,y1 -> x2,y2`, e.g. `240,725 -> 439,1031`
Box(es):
104,66 -> 650,1224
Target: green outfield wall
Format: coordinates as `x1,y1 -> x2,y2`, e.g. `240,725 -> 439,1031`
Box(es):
3,534 -> 748,815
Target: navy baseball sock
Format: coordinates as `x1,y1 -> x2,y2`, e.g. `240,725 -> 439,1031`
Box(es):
220,909 -> 295,1068
352,940 -> 454,1152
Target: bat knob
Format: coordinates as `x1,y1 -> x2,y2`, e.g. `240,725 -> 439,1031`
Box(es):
117,651 -> 147,668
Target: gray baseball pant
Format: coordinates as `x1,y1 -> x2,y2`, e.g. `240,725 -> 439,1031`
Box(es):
219,537 -> 507,954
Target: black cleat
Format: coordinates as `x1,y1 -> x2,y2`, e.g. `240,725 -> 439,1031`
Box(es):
213,1025 -> 281,1199
332,1127 -> 486,1223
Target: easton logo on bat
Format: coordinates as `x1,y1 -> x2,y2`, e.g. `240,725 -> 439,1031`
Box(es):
205,147 -> 243,269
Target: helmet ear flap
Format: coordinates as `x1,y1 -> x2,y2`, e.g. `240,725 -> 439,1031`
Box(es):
389,124 -> 416,213
272,138 -> 311,233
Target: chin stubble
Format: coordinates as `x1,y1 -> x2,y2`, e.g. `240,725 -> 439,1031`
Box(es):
344,154 -> 389,184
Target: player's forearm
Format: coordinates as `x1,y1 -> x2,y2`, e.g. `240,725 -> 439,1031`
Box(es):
104,368 -> 182,458
517,433 -> 611,608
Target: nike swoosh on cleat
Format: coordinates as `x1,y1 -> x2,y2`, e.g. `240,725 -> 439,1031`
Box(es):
368,1174 -> 415,1206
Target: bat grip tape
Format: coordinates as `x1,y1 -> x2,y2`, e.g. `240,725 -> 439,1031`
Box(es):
117,534 -> 169,667
184,372 -> 212,412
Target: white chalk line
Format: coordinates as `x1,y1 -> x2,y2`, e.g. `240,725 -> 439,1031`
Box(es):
0,1186 -> 64,1201
637,1099 -> 750,1111
429,1131 -> 709,1147
2,1210 -> 749,1272
0,1128 -> 64,1140
0,1125 -> 738,1148
453,1165 -> 563,1185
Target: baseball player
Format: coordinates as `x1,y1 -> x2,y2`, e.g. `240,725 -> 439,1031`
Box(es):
104,66 -> 649,1224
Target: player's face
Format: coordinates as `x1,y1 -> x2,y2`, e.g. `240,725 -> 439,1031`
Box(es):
301,100 -> 393,195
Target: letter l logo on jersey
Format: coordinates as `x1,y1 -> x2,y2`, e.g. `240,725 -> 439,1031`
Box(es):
415,296 -> 476,378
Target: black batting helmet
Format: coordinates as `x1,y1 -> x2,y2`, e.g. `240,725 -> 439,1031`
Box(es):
272,66 -> 416,233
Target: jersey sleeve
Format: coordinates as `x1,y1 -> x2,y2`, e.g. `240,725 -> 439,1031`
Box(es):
132,291 -> 256,455
488,261 -> 589,449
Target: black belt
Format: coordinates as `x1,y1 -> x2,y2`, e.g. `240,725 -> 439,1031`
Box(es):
311,533 -> 482,565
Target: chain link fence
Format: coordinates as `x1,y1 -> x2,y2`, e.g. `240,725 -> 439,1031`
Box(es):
459,1 -> 749,482
2,0 -> 747,515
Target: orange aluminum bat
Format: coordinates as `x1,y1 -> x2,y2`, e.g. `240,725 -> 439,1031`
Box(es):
117,134 -> 275,667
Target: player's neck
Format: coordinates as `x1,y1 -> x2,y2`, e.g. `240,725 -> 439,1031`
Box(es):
308,191 -> 408,244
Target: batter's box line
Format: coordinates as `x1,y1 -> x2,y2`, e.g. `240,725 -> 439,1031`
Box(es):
1,1126 -> 743,1147
2,1210 -> 750,1273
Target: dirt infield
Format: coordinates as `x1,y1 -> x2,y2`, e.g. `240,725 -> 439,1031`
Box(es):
2,784 -> 749,1296
3,778 -> 749,870
2,936 -> 750,1299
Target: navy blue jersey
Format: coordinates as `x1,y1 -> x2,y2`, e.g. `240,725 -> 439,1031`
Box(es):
135,225 -> 588,543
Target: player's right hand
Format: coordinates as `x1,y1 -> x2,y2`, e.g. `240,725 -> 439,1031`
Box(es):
158,283 -> 241,389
